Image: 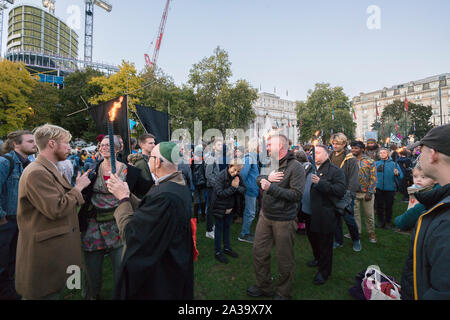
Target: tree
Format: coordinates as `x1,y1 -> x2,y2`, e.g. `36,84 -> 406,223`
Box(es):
378,99 -> 433,142
187,47 -> 256,133
88,61 -> 144,109
56,68 -> 103,142
296,83 -> 355,144
139,66 -> 196,133
0,60 -> 36,137
24,82 -> 60,130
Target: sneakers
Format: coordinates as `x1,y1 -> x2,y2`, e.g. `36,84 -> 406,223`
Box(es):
369,232 -> 377,243
238,234 -> 254,243
224,248 -> 239,258
344,233 -> 351,239
215,252 -> 229,264
353,240 -> 362,252
333,242 -> 343,249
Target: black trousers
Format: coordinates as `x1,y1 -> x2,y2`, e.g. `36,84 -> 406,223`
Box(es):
0,217 -> 19,299
309,231 -> 334,279
375,189 -> 396,226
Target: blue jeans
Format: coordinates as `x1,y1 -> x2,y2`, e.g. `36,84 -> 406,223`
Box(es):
240,195 -> 256,238
335,197 -> 360,244
214,213 -> 232,254
0,217 -> 19,299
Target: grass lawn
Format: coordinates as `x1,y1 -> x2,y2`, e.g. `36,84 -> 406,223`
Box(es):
63,194 -> 410,300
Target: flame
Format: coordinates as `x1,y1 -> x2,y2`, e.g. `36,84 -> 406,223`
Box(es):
108,96 -> 124,122
313,139 -> 318,147
314,130 -> 320,137
397,147 -> 405,154
385,137 -> 390,144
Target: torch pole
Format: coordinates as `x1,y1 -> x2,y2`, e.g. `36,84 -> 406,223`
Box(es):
107,120 -> 116,174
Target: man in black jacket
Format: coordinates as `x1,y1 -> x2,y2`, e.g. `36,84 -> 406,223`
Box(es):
107,141 -> 194,299
400,124 -> 450,299
308,145 -> 346,285
247,133 -> 305,300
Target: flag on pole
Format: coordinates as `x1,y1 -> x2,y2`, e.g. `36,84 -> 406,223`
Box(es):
300,117 -> 303,128
352,106 -> 356,120
405,95 -> 408,112
129,119 -> 137,130
288,120 -> 291,128
376,102 -> 379,117
331,107 -> 335,121
395,121 -> 398,132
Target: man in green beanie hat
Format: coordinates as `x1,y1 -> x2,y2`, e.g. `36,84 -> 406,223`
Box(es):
107,141 -> 194,299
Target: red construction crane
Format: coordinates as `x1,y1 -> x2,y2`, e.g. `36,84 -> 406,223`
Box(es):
145,0 -> 172,69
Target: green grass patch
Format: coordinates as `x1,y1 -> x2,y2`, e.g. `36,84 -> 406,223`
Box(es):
64,194 -> 411,300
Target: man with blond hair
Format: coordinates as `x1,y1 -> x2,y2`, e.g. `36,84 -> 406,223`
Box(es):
15,124 -> 91,300
330,133 -> 361,252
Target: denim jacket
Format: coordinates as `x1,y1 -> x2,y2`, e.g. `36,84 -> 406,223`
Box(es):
0,151 -> 24,218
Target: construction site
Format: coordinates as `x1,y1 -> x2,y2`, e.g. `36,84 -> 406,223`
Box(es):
0,0 -> 172,86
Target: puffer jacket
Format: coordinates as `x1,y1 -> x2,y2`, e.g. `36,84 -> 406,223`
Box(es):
209,169 -> 246,219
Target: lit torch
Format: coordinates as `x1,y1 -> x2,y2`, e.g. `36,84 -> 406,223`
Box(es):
385,137 -> 390,147
107,96 -> 124,174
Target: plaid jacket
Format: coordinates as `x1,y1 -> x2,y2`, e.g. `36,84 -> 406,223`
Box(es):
357,155 -> 377,194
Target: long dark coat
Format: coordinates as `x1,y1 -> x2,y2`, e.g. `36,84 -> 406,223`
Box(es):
309,159 -> 346,234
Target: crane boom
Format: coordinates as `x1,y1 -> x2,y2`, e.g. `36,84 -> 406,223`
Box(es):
145,0 -> 171,69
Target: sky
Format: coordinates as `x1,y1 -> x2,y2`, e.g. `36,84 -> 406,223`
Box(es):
2,0 -> 450,102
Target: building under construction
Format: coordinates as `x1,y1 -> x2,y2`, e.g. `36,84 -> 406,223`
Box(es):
2,1 -> 118,86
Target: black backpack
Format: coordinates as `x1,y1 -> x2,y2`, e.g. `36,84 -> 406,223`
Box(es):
1,154 -> 15,181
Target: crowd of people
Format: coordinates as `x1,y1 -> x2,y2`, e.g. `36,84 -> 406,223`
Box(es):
0,123 -> 449,300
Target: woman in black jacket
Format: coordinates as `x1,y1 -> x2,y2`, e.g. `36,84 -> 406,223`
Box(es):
209,159 -> 246,264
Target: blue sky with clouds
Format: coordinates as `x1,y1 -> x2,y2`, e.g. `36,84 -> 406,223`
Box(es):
3,0 -> 450,102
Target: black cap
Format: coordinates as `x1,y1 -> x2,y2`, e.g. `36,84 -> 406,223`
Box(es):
419,124 -> 450,156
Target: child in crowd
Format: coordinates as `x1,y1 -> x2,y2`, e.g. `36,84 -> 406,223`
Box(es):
394,164 -> 439,232
209,159 -> 246,264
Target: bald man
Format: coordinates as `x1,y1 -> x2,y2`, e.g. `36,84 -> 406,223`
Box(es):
108,142 -> 194,300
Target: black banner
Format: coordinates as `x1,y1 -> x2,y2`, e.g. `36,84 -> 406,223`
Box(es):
89,95 -> 131,161
135,105 -> 170,143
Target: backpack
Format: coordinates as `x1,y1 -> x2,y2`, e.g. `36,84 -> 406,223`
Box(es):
0,154 -> 15,181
